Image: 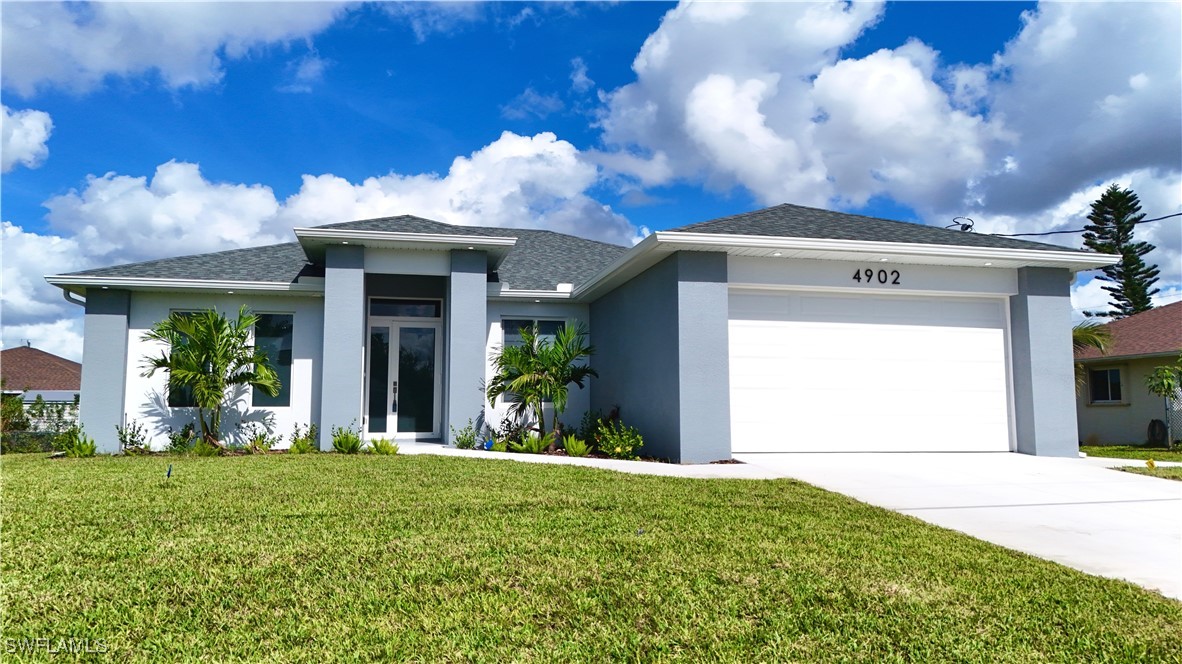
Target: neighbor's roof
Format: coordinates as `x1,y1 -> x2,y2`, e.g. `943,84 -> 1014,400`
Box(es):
0,346 -> 81,391
1075,301 -> 1182,361
671,203 -> 1094,254
57,216 -> 628,291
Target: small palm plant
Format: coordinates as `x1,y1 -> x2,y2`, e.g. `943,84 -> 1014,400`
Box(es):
141,306 -> 280,449
487,322 -> 597,449
1072,321 -> 1112,392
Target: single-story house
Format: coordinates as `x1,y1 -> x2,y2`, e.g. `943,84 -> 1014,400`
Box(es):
1075,300 -> 1182,445
46,203 -> 1116,461
0,345 -> 82,426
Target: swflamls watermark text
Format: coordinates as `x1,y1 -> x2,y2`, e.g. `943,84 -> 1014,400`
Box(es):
5,637 -> 109,654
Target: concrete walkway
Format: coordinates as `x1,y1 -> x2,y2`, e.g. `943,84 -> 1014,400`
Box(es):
735,452 -> 1182,601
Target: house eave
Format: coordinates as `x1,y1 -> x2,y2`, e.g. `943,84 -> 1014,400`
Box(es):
572,232 -> 1120,301
44,275 -> 325,298
1075,350 -> 1181,364
294,227 -> 516,268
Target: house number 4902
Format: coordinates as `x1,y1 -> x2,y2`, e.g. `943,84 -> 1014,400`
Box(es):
852,268 -> 901,285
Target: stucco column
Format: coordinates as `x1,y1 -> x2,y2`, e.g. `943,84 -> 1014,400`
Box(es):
79,289 -> 131,454
319,245 -> 366,450
675,252 -> 731,463
444,250 -> 487,444
1009,267 -> 1078,457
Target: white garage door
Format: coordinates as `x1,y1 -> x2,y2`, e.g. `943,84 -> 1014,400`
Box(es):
729,290 -> 1011,453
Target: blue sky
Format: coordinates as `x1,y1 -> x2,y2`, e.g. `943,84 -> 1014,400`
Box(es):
2,1 -> 1180,358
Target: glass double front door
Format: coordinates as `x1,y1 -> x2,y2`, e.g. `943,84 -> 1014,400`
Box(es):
366,318 -> 442,439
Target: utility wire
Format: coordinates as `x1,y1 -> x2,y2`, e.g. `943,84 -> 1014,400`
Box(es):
988,211 -> 1182,238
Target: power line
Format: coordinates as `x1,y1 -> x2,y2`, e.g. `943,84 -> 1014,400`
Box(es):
988,211 -> 1182,238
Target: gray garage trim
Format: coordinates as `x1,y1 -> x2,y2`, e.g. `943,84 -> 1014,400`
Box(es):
1009,267 -> 1078,457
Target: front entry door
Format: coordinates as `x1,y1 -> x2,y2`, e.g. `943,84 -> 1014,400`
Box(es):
366,318 -> 442,439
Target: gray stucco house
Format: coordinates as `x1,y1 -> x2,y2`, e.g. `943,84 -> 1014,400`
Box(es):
47,204 -> 1116,461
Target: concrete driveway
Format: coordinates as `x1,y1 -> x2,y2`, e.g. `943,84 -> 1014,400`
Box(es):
734,452 -> 1182,600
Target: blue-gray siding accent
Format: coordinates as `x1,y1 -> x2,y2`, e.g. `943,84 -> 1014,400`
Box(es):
1009,267 -> 1078,457
590,252 -> 731,463
319,246 -> 366,450
675,253 -> 731,463
445,250 -> 488,444
80,289 -> 130,454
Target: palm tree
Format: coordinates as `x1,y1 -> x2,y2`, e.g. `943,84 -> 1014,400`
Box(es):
141,306 -> 280,447
487,322 -> 597,447
1072,321 -> 1112,392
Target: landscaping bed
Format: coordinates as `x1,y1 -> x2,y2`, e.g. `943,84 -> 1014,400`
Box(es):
2,453 -> 1179,661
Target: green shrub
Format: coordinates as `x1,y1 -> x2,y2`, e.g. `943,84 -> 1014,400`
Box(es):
451,419 -> 478,450
116,419 -> 150,455
577,409 -> 605,443
61,426 -> 97,458
331,423 -> 362,454
289,423 -> 318,454
491,438 -> 508,453
240,421 -> 279,453
192,437 -> 221,457
508,432 -> 549,454
0,431 -> 56,454
563,435 -> 590,457
167,424 -> 196,454
369,437 -> 400,456
596,420 -> 642,460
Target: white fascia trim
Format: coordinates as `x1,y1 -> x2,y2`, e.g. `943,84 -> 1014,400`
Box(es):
294,227 -> 517,249
655,231 -> 1120,269
486,284 -> 572,300
45,275 -> 325,294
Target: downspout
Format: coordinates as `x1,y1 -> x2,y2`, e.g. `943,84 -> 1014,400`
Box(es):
62,289 -> 86,307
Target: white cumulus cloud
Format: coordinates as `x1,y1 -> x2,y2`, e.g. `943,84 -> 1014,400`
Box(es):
1,105 -> 53,172
1,2 -> 350,95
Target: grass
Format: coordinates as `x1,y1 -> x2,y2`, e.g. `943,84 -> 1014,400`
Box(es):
2,454 -> 1180,662
1119,466 -> 1182,482
1081,445 -> 1182,462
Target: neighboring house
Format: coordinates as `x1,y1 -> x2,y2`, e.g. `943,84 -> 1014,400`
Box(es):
0,345 -> 82,426
46,203 -> 1115,461
1075,301 -> 1182,445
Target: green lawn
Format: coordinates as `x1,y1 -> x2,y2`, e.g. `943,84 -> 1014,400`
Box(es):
1082,445 -> 1182,462
2,454 -> 1180,662
1119,466 -> 1182,482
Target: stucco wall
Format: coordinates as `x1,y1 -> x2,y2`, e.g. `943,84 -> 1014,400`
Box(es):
590,252 -> 730,463
125,292 -> 324,450
1076,356 -> 1174,445
80,289 -> 131,453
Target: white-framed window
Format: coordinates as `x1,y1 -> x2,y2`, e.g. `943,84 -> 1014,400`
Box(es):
253,313 -> 294,408
1088,367 -> 1123,404
502,319 -> 565,347
499,319 -> 569,404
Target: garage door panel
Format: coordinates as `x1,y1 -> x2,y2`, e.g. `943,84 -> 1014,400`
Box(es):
729,291 -> 1010,453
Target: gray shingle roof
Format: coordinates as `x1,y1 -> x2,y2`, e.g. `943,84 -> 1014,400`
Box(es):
320,216 -> 628,290
65,242 -> 321,284
670,203 -> 1091,253
60,216 -> 629,290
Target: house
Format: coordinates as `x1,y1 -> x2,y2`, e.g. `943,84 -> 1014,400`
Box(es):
46,203 -> 1116,461
1075,301 -> 1182,445
0,345 -> 82,426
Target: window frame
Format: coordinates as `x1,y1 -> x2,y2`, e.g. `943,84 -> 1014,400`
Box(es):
498,317 -> 573,405
252,311 -> 295,408
1087,366 -> 1124,405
